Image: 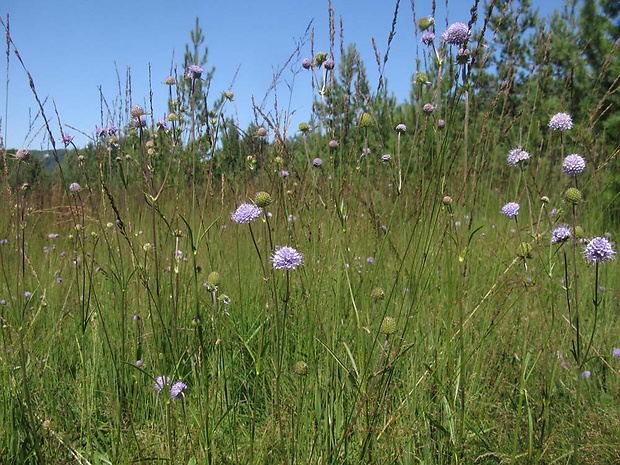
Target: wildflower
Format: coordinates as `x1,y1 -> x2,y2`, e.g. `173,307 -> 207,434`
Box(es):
549,112 -> 573,131
48,233 -> 59,239
370,287 -> 385,300
107,124 -> 118,136
293,361 -> 309,376
133,117 -> 147,128
254,191 -> 272,208
280,170 -> 289,178
154,375 -> 170,394
437,119 -> 446,129
418,16 -> 435,31
15,148 -> 30,161
271,246 -> 303,270
563,187 -> 582,205
224,90 -> 234,100
613,348 -> 620,358
24,291 -> 32,299
395,123 -> 407,133
501,202 -> 520,219
358,112 -> 373,128
164,76 -> 176,85
186,64 -> 204,79
130,105 -> 145,118
381,154 -> 392,162
456,48 -> 471,65
231,203 -> 261,225
362,147 -> 371,156
312,157 -> 323,167
442,195 -> 453,206
61,134 -> 74,146
218,294 -> 231,305
156,119 -> 168,130
423,103 -> 436,114
551,225 -> 572,244
96,127 -> 106,138
421,31 -> 435,46
507,148 -> 530,167
256,126 -> 268,137
584,237 -> 616,263
323,58 -> 335,70
135,360 -> 144,368
367,257 -> 374,263
301,58 -> 313,69
329,139 -> 339,148
562,154 -> 586,176
170,381 -> 188,400
441,22 -> 471,46
581,370 -> 591,380
69,182 -> 81,193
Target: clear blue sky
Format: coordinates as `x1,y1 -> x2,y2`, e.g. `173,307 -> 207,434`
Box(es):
1,0 -> 565,149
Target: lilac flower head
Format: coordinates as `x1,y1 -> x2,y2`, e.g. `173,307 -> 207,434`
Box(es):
170,381 -> 188,400
395,123 -> 407,133
312,157 -> 323,167
323,58 -> 335,70
15,148 -> 30,161
551,225 -> 572,244
441,22 -> 471,46
154,375 -> 170,394
96,127 -> 106,138
329,139 -> 339,148
549,112 -> 573,131
581,370 -> 592,380
507,148 -> 530,167
562,154 -> 586,176
421,31 -> 435,46
133,117 -> 147,128
613,348 -> 620,358
381,154 -> 392,162
280,170 -> 289,178
423,103 -> 437,114
271,246 -> 303,270
186,64 -> 204,79
231,203 -> 262,224
584,236 -> 616,263
24,291 -> 32,299
69,182 -> 81,193
501,202 -> 520,219
302,58 -> 313,69
61,134 -> 74,146
107,124 -> 117,136
156,119 -> 168,130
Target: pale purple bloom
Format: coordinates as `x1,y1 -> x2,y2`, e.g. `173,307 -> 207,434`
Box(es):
381,154 -> 392,162
501,202 -> 520,219
135,360 -> 144,368
581,370 -> 591,380
133,117 -> 147,128
423,103 -> 436,114
367,257 -> 374,263
231,203 -> 262,224
170,381 -> 188,400
24,291 -> 32,299
549,112 -> 573,131
15,148 -> 30,161
280,170 -> 289,178
551,225 -> 572,244
302,58 -> 313,69
312,157 -> 323,167
562,154 -> 586,175
437,119 -> 445,129
96,126 -> 106,137
154,375 -> 170,394
61,134 -> 74,146
69,182 -> 81,193
613,348 -> 620,358
107,124 -> 117,136
186,64 -> 204,79
323,58 -> 335,70
156,119 -> 168,129
584,237 -> 616,263
395,123 -> 407,133
329,139 -> 339,148
421,31 -> 435,46
441,22 -> 471,46
271,246 -> 303,270
0,239 -> 8,245
507,148 -> 530,166
48,233 -> 59,239
362,147 -> 371,156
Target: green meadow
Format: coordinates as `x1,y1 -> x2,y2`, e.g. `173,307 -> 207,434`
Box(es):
1,1 -> 619,464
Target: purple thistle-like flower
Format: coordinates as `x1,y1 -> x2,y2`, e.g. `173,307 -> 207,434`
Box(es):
507,148 -> 530,167
271,246 -> 303,270
613,348 -> 620,358
423,103 -> 437,114
170,381 -> 188,400
323,58 -> 335,70
280,170 -> 289,178
562,154 -> 586,176
549,112 -> 573,131
154,375 -> 170,394
186,64 -> 204,79
421,31 -> 435,46
441,22 -> 471,46
107,124 -> 117,136
551,225 -> 572,244
156,119 -> 168,130
329,139 -> 339,148
381,154 -> 392,162
24,291 -> 32,299
302,58 -> 313,69
69,182 -> 81,193
584,236 -> 616,263
133,117 -> 147,128
62,134 -> 74,146
395,123 -> 407,133
501,202 -> 520,219
312,157 -> 323,167
231,203 -> 262,224
96,126 -> 106,138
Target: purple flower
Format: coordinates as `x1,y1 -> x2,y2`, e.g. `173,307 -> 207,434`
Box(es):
133,117 -> 147,128
421,31 -> 435,46
61,134 -> 74,146
231,203 -> 262,224
562,154 -> 586,176
584,237 -> 616,263
24,291 -> 32,299
96,127 -> 106,138
170,381 -> 188,400
507,148 -> 530,167
156,119 -> 168,130
367,257 -> 374,263
15,148 -> 30,161
107,124 -> 117,136
323,58 -> 335,70
501,202 -> 520,219
271,246 -> 303,270
280,170 -> 289,178
154,375 -> 170,394
581,370 -> 591,380
69,182 -> 81,193
423,103 -> 436,114
302,58 -> 313,69
135,360 -> 144,368
312,157 -> 323,167
549,112 -> 573,131
441,22 -> 471,46
329,139 -> 339,148
381,154 -> 392,162
613,348 -> 620,358
395,123 -> 407,133
551,225 -> 572,244
186,64 -> 204,79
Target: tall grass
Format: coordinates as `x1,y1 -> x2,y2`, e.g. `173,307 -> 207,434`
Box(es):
1,1 -> 619,464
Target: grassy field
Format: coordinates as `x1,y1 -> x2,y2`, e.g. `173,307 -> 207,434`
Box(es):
1,2 -> 619,464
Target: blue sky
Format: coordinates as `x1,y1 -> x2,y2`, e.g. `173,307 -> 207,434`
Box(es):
1,0 -> 565,149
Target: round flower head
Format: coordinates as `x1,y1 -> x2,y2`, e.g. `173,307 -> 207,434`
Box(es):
381,154 -> 392,162
170,381 -> 188,400
280,170 -> 289,178
164,76 -> 176,85
584,237 -> 616,263
329,139 -> 339,148
613,348 -> 620,358
507,148 -> 530,167
551,225 -> 572,244
271,246 -> 303,270
293,361 -> 309,376
421,31 -> 435,46
154,375 -> 170,394
130,105 -> 145,118
323,58 -> 335,70
549,112 -> 573,131
15,148 -> 30,161
441,22 -> 471,46
62,134 -> 74,146
501,202 -> 520,219
423,103 -> 436,114
395,123 -> 407,133
231,203 -> 262,224
69,182 -> 81,193
186,64 -> 204,79
301,58 -> 313,69
256,126 -> 268,137
312,157 -> 323,167
562,154 -> 586,176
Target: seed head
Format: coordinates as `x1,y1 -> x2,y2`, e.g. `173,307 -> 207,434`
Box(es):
380,316 -> 397,335
417,16 -> 435,31
254,191 -> 273,208
358,112 -> 373,128
314,52 -> 328,66
563,187 -> 582,205
164,76 -> 176,85
371,287 -> 385,300
293,361 -> 309,376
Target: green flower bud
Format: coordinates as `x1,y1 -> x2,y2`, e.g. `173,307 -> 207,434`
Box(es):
207,271 -> 221,287
358,112 -> 373,128
418,16 -> 435,31
380,316 -> 397,335
563,187 -> 582,205
293,361 -> 309,376
254,191 -> 273,208
314,52 -> 328,66
371,287 -> 385,300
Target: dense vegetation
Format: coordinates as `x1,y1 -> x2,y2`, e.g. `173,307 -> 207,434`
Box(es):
1,1 -> 618,464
